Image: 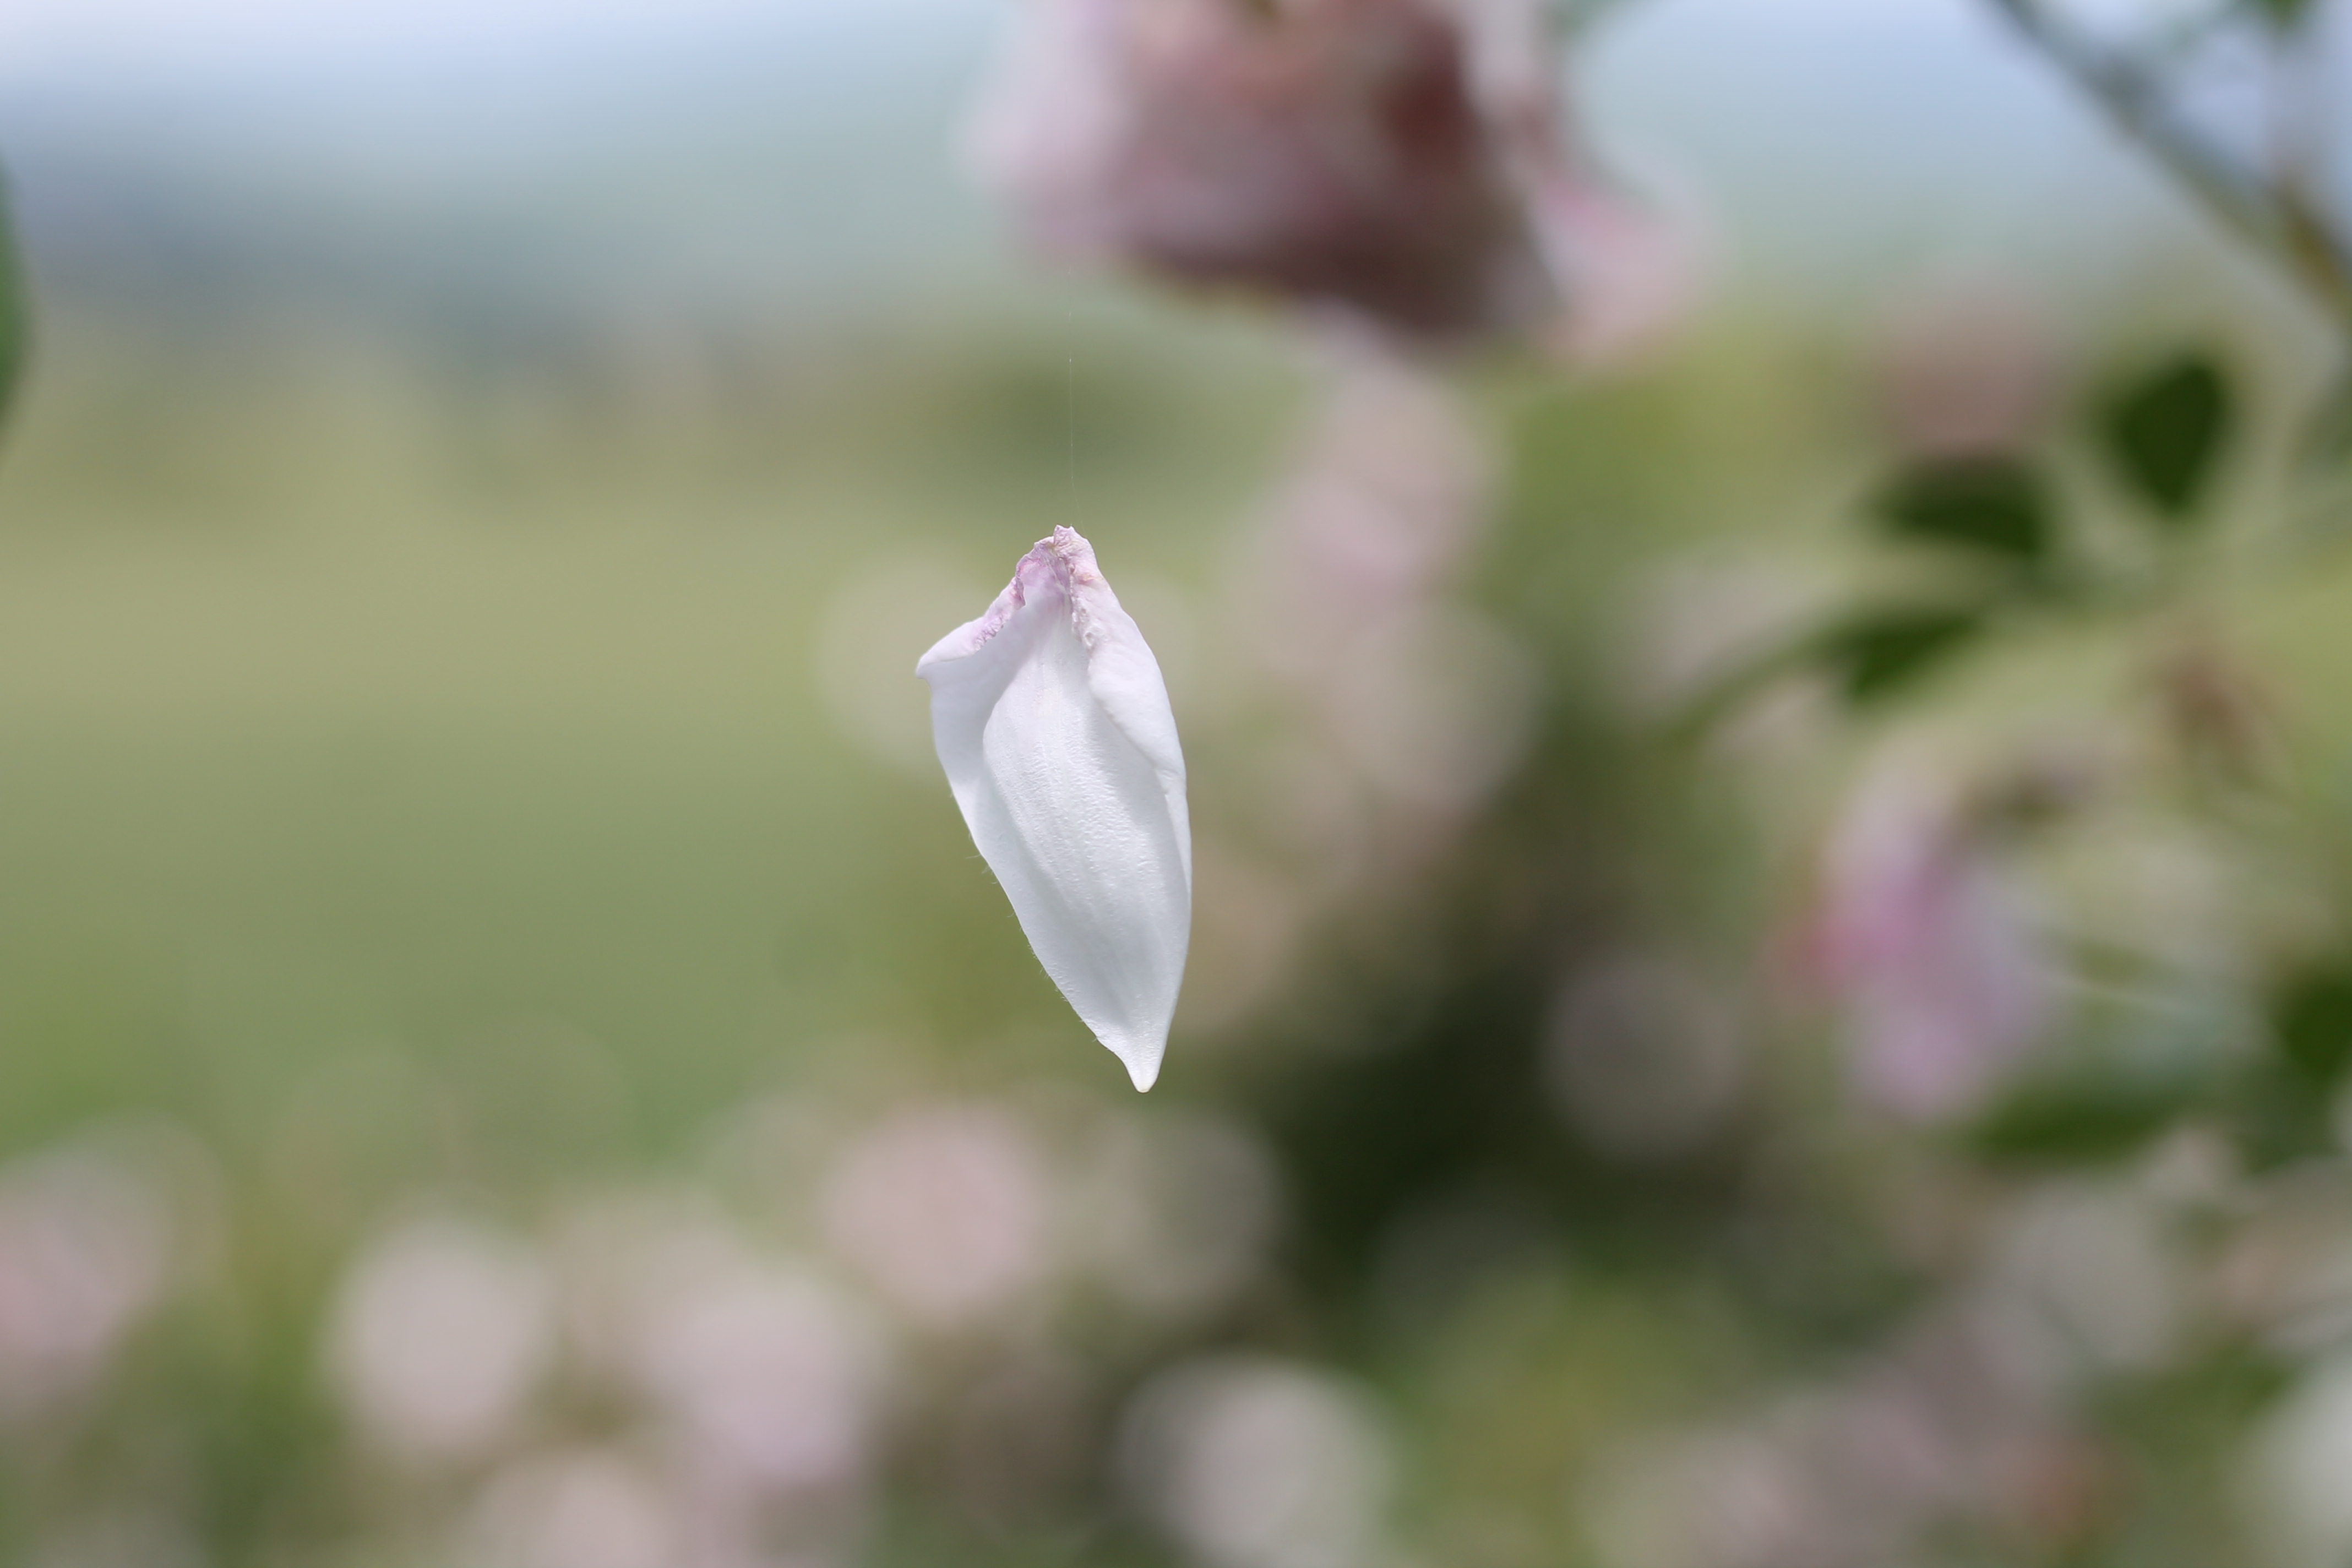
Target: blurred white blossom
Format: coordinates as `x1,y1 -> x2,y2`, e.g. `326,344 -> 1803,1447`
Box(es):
633,1259 -> 883,1493
0,1134 -> 182,1419
467,1448 -> 683,1568
2247,1351 -> 2352,1568
326,1217 -> 556,1463
1585,1423 -> 1831,1568
1988,1179 -> 2184,1375
820,1103 -> 1052,1330
1120,1356 -> 1396,1568
1523,167 -> 1706,367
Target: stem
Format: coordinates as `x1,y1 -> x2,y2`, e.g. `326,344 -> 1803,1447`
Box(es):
1986,0 -> 2352,330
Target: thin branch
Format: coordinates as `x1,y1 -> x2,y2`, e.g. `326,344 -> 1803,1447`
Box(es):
1986,0 -> 2352,328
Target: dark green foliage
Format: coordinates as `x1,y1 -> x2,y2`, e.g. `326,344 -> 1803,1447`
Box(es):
1971,1058 -> 2214,1164
2101,354 -> 2233,519
2273,963 -> 2352,1087
1817,605 -> 1985,703
1872,456 -> 2052,564
2234,1060 -> 2340,1171
2212,966 -> 2352,1169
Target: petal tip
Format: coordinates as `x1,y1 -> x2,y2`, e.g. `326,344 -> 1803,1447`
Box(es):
1120,1050 -> 1162,1093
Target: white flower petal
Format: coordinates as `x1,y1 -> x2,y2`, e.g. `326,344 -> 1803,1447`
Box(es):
918,527 -> 1191,1090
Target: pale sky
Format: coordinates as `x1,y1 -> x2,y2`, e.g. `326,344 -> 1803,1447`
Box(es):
0,0 -> 2299,311
0,0 -> 978,77
0,0 -> 1951,80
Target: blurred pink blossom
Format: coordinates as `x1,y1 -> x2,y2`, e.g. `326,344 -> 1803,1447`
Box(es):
1583,1295 -> 2089,1568
1119,1355 -> 1396,1568
1871,285 -> 2059,459
819,1104 -> 1052,1331
554,1195 -> 741,1385
1240,356 -> 1491,677
0,1137 -> 179,1420
968,0 -> 1698,352
326,1217 -> 556,1463
970,0 -> 1539,337
543,1196 -> 888,1551
1230,357 -> 1538,821
632,1261 -> 884,1494
1525,172 -> 1705,366
1806,758 -> 2054,1123
468,1448 -> 683,1568
1461,0 -> 1705,364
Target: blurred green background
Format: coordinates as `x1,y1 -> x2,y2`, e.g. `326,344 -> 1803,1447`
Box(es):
4,3 -> 2352,1566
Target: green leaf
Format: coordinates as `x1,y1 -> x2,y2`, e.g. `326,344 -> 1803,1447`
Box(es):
2100,353 -> 2232,520
1872,457 -> 2054,564
1817,605 -> 1985,704
1972,1058 -> 2215,1164
2274,965 -> 2352,1087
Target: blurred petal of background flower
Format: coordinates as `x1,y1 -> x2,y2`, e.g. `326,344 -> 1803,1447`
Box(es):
1120,1356 -> 1396,1568
327,1217 -> 557,1464
967,0 -> 1699,353
819,1102 -> 1052,1331
1807,752 -> 2056,1122
0,1133 -> 186,1423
